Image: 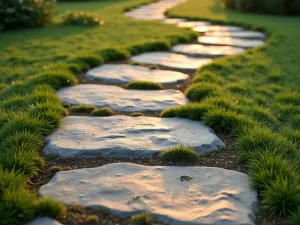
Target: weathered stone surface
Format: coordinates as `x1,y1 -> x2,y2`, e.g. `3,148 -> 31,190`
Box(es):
131,52 -> 212,73
26,217 -> 63,225
193,25 -> 243,33
198,36 -> 265,48
177,21 -> 211,28
57,84 -> 187,112
125,0 -> 187,20
172,44 -> 245,57
85,64 -> 189,85
43,116 -> 224,158
205,30 -> 266,39
163,18 -> 187,24
39,163 -> 257,225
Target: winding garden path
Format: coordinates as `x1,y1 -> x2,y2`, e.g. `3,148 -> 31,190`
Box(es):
33,0 -> 266,224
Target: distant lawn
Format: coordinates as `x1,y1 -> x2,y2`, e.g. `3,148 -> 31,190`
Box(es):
0,0 -> 196,83
168,0 -> 300,86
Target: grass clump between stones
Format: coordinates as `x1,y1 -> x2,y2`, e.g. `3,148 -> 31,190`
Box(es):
185,83 -> 219,101
161,145 -> 200,163
131,112 -> 144,117
91,108 -> 114,117
71,105 -> 97,113
129,212 -> 154,225
126,81 -> 163,90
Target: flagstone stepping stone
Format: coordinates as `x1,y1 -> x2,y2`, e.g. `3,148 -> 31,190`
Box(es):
39,163 -> 257,225
43,116 -> 224,158
26,217 -> 63,225
177,20 -> 211,28
85,64 -> 189,85
131,52 -> 212,73
57,84 -> 188,112
163,18 -> 187,24
205,30 -> 266,39
172,44 -> 245,58
193,25 -> 243,33
198,36 -> 265,48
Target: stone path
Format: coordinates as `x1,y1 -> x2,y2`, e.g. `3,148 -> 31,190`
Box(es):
26,217 -> 62,225
44,116 -> 224,158
40,0 -> 266,224
57,84 -> 188,112
39,163 -> 258,225
85,64 -> 189,85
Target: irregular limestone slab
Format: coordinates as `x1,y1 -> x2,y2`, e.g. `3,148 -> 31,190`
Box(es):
39,163 -> 257,225
43,116 -> 224,158
193,25 -> 243,33
177,21 -> 211,28
26,217 -> 63,225
125,0 -> 187,20
205,30 -> 266,39
198,36 -> 265,48
85,64 -> 189,85
172,44 -> 245,58
163,18 -> 187,24
57,84 -> 188,112
131,52 -> 212,73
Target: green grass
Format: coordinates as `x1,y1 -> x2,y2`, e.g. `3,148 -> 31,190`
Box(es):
130,112 -> 144,117
125,80 -> 163,90
129,213 -> 154,225
91,108 -> 114,117
0,1 -> 198,224
71,105 -> 97,113
160,145 -> 200,163
165,0 -> 300,220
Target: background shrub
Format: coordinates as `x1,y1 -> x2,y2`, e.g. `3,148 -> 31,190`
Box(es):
222,0 -> 300,15
63,10 -> 104,26
0,0 -> 55,30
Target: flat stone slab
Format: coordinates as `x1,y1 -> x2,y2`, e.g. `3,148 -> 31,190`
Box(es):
172,44 -> 245,58
163,18 -> 187,24
193,25 -> 243,33
43,116 -> 224,158
26,217 -> 63,225
198,36 -> 265,48
177,21 -> 211,28
39,163 -> 257,225
85,64 -> 189,85
57,84 -> 188,112
205,30 -> 266,39
131,52 -> 212,73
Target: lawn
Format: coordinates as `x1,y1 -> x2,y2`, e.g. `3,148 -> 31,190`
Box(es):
0,0 -> 300,224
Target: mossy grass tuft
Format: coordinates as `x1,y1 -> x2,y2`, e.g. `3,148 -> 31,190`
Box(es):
185,83 -> 219,101
129,212 -> 154,225
126,81 -> 163,90
85,215 -> 99,224
35,197 -> 66,219
131,112 -> 144,117
91,108 -> 114,117
161,145 -> 200,163
262,177 -> 300,217
71,105 -> 97,113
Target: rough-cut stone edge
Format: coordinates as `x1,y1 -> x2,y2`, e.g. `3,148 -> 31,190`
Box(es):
130,53 -> 212,73
85,64 -> 190,86
25,217 -> 63,225
39,163 -> 258,225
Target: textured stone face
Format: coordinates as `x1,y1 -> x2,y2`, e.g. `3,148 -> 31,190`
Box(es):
193,25 -> 243,33
177,21 -> 211,28
25,217 -> 63,225
163,18 -> 187,24
43,116 -> 224,158
172,44 -> 245,57
205,31 -> 266,39
85,64 -> 189,85
198,36 -> 265,48
131,52 -> 212,73
124,0 -> 187,20
57,84 -> 188,112
39,163 -> 258,225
